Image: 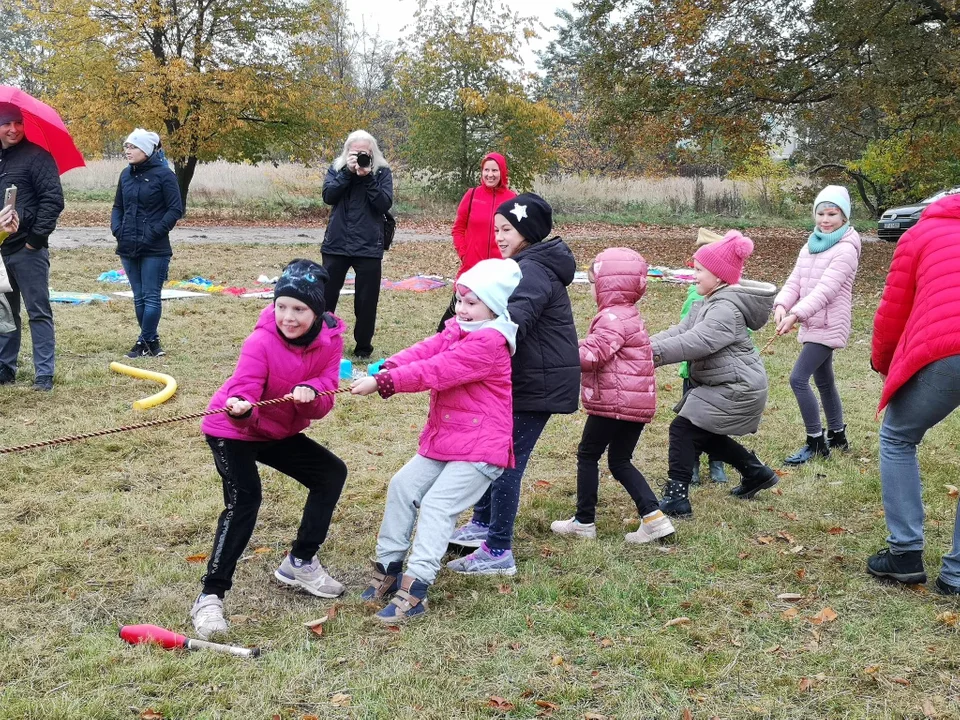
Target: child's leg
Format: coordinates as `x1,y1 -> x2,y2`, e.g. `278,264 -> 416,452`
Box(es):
259,434 -> 348,561
406,462 -> 501,583
667,416 -> 704,485
376,455 -> 445,566
789,343 -> 834,435
812,349 -> 844,431
202,437 -> 265,598
606,419 -> 659,517
575,415 -> 609,524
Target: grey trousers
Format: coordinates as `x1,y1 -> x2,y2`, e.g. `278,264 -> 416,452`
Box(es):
0,247 -> 54,378
376,454 -> 502,584
789,342 -> 844,435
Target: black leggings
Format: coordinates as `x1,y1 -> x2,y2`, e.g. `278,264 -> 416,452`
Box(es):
322,253 -> 381,356
668,416 -> 758,485
201,434 -> 347,597
576,415 -> 659,523
789,342 -> 844,435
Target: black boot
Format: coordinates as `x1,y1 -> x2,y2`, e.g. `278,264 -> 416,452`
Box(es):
784,434 -> 830,465
730,452 -> 779,499
866,548 -> 926,585
826,425 -> 850,452
659,480 -> 692,518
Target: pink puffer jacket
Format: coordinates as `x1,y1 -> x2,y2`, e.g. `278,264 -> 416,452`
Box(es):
579,248 -> 656,423
774,227 -> 861,349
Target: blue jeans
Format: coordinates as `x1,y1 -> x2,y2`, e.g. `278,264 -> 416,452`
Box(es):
121,255 -> 170,342
471,411 -> 551,550
880,355 -> 960,584
0,246 -> 55,378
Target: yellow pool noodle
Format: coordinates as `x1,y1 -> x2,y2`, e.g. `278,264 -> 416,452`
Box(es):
110,362 -> 178,410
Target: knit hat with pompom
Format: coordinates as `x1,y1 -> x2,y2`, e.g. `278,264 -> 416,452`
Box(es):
693,230 -> 754,286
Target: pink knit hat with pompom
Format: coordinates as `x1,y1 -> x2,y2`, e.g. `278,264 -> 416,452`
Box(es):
693,230 -> 754,285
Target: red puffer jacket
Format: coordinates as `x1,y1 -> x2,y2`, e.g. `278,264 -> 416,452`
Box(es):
872,193 -> 960,411
579,247 -> 657,423
450,153 -> 516,278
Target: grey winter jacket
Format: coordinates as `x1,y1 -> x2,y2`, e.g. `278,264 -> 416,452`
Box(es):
650,279 -> 777,436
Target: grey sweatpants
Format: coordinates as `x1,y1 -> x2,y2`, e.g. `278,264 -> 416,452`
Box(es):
376,454 -> 503,584
789,342 -> 844,435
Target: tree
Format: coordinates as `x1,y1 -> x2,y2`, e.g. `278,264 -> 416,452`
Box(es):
395,0 -> 563,197
0,2 -> 49,94
555,0 -> 960,214
35,0 -> 352,205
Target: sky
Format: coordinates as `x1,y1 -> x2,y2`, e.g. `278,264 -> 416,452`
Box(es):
346,0 -> 576,72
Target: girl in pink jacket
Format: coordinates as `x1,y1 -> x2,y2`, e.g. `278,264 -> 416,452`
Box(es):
550,248 -> 675,544
774,186 -> 861,465
191,259 -> 348,641
351,258 -> 522,623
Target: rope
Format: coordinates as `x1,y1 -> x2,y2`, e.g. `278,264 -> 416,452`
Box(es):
759,332 -> 780,355
0,387 -> 351,456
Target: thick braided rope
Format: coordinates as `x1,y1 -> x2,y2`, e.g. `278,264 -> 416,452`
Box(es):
0,387 -> 351,456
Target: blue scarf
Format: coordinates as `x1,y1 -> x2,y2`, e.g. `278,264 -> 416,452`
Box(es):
807,223 -> 849,254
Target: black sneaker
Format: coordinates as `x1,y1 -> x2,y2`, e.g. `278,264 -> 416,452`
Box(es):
659,480 -> 692,518
146,339 -> 166,357
784,434 -> 830,465
126,340 -> 149,358
934,576 -> 960,596
354,347 -> 373,360
31,375 -> 53,391
0,366 -> 15,385
866,548 -> 927,585
827,426 -> 850,452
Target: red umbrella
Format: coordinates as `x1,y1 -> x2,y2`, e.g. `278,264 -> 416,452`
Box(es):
0,85 -> 85,175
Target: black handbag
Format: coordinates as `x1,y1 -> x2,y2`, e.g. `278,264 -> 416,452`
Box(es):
383,210 -> 396,250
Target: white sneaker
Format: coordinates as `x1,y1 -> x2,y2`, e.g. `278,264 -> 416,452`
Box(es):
550,517 -> 597,539
625,511 -> 676,544
274,554 -> 345,598
190,594 -> 228,639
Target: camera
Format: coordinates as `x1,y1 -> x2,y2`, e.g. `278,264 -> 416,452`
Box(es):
356,151 -> 372,168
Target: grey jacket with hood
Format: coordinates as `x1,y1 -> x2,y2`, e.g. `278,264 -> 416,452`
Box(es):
650,279 -> 777,436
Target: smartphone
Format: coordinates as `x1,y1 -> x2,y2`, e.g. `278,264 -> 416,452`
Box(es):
3,185 -> 16,210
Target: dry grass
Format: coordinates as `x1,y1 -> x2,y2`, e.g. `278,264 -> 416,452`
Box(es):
1,237 -> 958,719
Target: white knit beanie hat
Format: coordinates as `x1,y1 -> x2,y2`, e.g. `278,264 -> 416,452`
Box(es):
124,128 -> 160,156
813,185 -> 851,222
456,258 -> 522,318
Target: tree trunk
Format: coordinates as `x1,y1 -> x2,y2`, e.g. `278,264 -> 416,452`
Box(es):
173,156 -> 198,211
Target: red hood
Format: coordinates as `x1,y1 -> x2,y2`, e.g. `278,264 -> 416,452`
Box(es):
481,152 -> 509,190
920,193 -> 960,222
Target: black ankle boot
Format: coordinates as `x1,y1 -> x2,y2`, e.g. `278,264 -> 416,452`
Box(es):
826,426 -> 850,452
784,434 -> 830,465
730,452 -> 779,499
659,480 -> 692,518
867,548 -> 926,585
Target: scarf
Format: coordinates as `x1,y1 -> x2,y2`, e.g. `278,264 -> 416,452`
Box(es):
808,224 -> 849,254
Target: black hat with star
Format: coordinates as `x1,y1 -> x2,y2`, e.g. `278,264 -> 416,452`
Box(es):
496,193 -> 553,243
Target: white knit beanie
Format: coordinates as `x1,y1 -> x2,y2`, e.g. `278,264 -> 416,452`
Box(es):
813,185 -> 851,222
124,128 -> 160,156
456,258 -> 522,318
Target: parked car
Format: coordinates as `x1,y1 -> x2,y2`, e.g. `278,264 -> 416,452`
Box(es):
878,187 -> 960,242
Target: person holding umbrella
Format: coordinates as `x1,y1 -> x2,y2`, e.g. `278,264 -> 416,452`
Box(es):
0,100 -> 65,391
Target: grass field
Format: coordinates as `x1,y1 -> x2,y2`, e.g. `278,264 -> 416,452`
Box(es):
1,236 -> 958,719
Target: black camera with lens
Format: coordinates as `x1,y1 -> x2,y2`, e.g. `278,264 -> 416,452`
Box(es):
356,151 -> 372,168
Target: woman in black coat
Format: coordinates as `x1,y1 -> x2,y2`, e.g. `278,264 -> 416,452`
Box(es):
321,130 -> 394,359
111,128 -> 183,358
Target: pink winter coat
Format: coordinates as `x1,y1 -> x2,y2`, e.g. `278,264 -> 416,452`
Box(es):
579,248 -> 656,423
774,227 -> 861,349
201,306 -> 345,441
382,320 -> 514,468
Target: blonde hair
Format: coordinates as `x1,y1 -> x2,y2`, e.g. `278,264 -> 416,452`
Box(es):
333,130 -> 389,172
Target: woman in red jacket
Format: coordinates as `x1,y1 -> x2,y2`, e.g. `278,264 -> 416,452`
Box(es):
867,192 -> 960,595
437,153 -> 516,331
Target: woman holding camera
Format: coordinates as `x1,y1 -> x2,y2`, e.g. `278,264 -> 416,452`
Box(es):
436,152 -> 516,331
321,130 -> 394,359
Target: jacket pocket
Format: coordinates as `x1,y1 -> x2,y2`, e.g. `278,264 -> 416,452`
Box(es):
430,407 -> 483,456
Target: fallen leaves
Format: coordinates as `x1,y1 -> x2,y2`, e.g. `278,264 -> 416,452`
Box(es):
583,713 -> 610,720
795,568 -> 807,580
305,604 -> 340,637
798,677 -> 816,692
946,485 -> 959,499
330,692 -> 351,707
682,709 -> 694,720
185,553 -> 208,563
664,616 -> 691,628
140,710 -> 164,720
827,526 -> 851,535
809,607 -> 838,625
487,696 -> 515,712
922,698 -> 937,718
497,584 -> 512,595
532,480 -> 553,490
936,611 -> 959,627
550,655 -> 565,666
781,608 -> 799,620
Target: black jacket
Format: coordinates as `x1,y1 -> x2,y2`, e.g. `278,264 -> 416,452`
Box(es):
111,153 -> 183,258
321,164 -> 393,259
509,237 -> 581,414
0,139 -> 65,256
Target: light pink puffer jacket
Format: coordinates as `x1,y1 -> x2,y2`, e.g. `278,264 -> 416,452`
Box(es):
579,248 -> 656,423
774,227 -> 861,349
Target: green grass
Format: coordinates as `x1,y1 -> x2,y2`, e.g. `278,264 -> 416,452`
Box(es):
0,238 -> 957,719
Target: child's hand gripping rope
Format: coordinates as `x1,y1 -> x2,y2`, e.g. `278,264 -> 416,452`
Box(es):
0,387 -> 351,455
